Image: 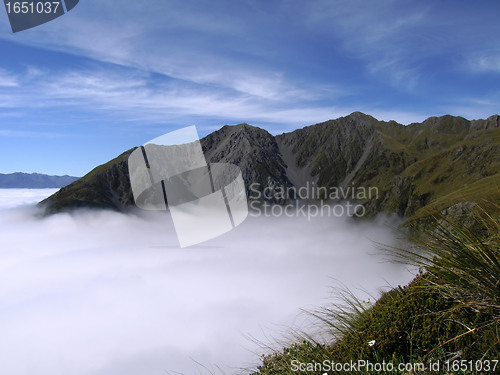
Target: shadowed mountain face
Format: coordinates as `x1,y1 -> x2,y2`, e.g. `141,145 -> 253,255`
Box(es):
39,149 -> 136,214
39,112 -> 500,225
201,123 -> 294,202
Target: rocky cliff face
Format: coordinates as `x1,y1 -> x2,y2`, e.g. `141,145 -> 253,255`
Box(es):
39,112 -> 500,225
201,124 -> 293,202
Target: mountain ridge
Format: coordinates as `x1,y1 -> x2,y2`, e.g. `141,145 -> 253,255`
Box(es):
0,172 -> 79,188
39,112 -> 500,225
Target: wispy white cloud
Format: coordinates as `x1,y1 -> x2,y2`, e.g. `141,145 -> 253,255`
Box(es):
39,66 -> 429,125
0,59 -> 439,137
1,1 -> 311,101
0,0 -> 349,130
0,69 -> 19,87
0,64 -> 351,128
468,54 -> 500,74
0,0 -> 497,135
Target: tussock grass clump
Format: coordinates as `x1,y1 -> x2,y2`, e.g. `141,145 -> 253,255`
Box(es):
395,209 -> 500,314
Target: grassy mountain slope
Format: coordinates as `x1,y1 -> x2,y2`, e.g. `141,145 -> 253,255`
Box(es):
374,116 -> 500,224
39,149 -> 136,213
275,112 -> 500,224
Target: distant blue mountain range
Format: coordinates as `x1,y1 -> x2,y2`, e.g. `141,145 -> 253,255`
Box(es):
0,173 -> 79,188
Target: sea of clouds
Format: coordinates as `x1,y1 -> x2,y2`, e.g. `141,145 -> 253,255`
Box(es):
0,188 -> 59,208
0,189 -> 414,375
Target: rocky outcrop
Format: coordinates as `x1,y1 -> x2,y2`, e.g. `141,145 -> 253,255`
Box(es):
201,124 -> 293,202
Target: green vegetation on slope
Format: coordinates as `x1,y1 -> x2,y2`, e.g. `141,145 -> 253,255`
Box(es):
275,112 -> 500,227
358,116 -> 500,225
250,209 -> 500,375
38,149 -> 136,213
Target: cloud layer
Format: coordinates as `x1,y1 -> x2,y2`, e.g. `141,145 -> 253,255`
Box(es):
0,188 -> 58,208
0,191 -> 414,374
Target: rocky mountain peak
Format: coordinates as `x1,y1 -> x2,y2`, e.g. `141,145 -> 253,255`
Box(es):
201,123 -> 293,201
343,111 -> 376,122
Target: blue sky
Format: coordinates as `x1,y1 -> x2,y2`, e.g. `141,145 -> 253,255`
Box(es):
0,0 -> 499,176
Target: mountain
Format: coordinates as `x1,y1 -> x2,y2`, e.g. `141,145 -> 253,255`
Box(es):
0,172 -> 79,188
38,112 -> 500,225
277,112 -> 500,225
